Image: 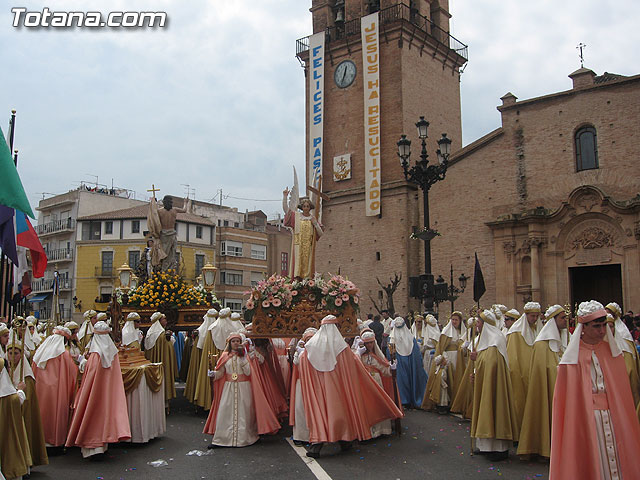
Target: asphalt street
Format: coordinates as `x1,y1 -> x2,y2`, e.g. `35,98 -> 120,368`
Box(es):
30,385 -> 549,480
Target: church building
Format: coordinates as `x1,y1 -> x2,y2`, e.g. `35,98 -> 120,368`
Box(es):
297,0 -> 640,317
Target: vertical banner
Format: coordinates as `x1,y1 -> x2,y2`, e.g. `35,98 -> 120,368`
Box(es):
308,32 -> 325,194
362,12 -> 381,216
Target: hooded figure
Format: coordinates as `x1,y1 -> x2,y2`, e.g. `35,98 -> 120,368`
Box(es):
298,315 -> 403,458
550,300 -> 640,480
144,312 -> 177,403
66,321 -> 131,457
470,309 -> 519,461
389,317 -> 428,409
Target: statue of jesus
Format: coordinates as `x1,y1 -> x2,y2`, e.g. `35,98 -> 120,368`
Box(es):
148,195 -> 191,272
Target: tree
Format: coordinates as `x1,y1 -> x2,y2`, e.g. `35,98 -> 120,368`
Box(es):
368,273 -> 402,315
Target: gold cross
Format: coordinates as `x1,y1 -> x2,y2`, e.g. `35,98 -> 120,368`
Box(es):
147,184 -> 160,199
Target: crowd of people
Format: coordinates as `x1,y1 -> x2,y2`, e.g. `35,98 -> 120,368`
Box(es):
2,299 -> 640,479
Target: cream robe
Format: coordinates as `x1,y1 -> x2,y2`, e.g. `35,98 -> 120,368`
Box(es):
211,355 -> 258,447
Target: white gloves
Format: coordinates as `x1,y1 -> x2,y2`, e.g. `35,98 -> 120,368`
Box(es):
296,343 -> 305,355
462,341 -> 470,350
78,356 -> 88,373
356,344 -> 367,356
390,360 -> 397,371
207,369 -> 215,378
16,389 -> 26,405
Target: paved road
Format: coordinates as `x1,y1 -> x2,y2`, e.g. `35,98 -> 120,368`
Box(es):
31,386 -> 549,480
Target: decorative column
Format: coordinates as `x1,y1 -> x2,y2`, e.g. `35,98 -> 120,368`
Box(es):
528,237 -> 544,303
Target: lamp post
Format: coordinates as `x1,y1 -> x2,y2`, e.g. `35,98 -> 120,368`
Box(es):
200,263 -> 218,305
117,263 -> 133,305
398,116 -> 452,313
435,265 -> 468,312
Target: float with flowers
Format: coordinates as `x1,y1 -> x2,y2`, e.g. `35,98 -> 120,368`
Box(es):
113,269 -> 217,330
245,273 -> 360,337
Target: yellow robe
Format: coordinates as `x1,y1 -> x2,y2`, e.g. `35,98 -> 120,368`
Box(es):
78,332 -> 93,352
22,376 -> 48,467
184,343 -> 201,403
145,333 -> 177,401
193,332 -> 220,410
471,347 -> 519,443
516,340 -> 559,458
506,331 -> 534,430
450,354 -> 474,419
0,392 -> 32,479
290,212 -> 318,279
422,334 -> 462,410
619,338 -> 640,408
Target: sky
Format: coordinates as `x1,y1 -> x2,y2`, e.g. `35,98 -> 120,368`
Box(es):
2,0 -> 639,220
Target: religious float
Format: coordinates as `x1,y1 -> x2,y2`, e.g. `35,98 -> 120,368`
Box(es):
111,264 -> 219,338
244,273 -> 360,338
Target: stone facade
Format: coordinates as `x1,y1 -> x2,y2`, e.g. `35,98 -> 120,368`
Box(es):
429,69 -> 640,316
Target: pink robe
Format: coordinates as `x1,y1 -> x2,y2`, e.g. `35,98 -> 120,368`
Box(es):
298,348 -> 403,444
66,353 -> 131,450
550,340 -> 640,479
32,350 -> 78,447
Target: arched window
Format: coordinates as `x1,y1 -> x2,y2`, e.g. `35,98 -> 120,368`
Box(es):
575,126 -> 599,171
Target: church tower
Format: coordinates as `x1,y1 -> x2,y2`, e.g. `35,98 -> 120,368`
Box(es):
296,0 -> 467,314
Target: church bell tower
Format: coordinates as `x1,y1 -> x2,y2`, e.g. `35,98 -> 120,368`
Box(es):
296,0 -> 468,314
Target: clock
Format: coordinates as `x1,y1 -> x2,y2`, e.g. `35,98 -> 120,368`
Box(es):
334,60 -> 357,88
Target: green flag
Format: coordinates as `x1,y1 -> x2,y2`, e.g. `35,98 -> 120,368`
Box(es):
0,126 -> 34,218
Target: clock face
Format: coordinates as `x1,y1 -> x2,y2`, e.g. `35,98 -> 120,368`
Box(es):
334,60 -> 357,88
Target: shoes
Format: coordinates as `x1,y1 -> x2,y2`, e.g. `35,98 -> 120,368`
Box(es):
488,451 -> 509,461
207,444 -> 220,450
339,441 -> 353,452
292,439 -> 305,446
306,451 -> 321,459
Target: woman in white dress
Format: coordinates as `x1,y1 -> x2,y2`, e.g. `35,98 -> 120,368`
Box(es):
203,332 -> 258,448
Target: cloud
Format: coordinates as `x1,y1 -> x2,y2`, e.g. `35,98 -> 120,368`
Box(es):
1,0 -> 638,217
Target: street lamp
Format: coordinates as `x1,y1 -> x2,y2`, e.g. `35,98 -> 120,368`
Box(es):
200,263 -> 218,305
117,263 -> 133,289
435,265 -> 468,312
398,116 -> 452,313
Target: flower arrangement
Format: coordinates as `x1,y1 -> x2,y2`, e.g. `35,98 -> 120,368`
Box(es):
118,269 -> 214,309
244,272 -> 359,320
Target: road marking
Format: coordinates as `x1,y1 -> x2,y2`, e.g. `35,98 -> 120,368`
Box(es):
286,438 -> 333,480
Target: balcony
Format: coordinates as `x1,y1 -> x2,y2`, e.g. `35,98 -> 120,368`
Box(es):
31,277 -> 72,292
95,266 -> 115,278
44,248 -> 73,262
296,3 -> 468,64
35,306 -> 73,321
35,218 -> 76,236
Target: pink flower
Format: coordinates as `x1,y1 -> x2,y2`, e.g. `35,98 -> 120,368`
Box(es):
262,300 -> 271,308
308,280 -> 315,287
246,299 -> 255,309
353,296 -> 359,304
321,299 -> 327,306
341,294 -> 349,301
335,298 -> 343,307
322,287 -> 329,295
291,290 -> 298,296
272,298 -> 282,307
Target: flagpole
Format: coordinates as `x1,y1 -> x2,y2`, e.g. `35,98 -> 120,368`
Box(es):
3,112 -> 17,321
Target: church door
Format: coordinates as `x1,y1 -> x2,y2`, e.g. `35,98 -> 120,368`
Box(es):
569,264 -> 623,310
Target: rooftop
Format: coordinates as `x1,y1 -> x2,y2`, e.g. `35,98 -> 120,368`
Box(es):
78,204 -> 214,226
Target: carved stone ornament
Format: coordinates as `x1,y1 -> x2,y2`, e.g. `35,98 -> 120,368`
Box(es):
576,192 -> 599,212
635,221 -> 640,240
333,153 -> 352,182
503,241 -> 516,261
570,227 -> 614,250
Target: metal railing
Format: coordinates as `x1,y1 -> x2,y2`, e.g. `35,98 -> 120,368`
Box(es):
296,3 -> 468,62
36,306 -> 72,321
44,248 -> 73,262
35,218 -> 76,236
95,266 -> 115,278
31,277 -> 72,292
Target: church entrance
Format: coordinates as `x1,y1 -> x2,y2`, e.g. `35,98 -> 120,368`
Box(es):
569,264 -> 623,310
